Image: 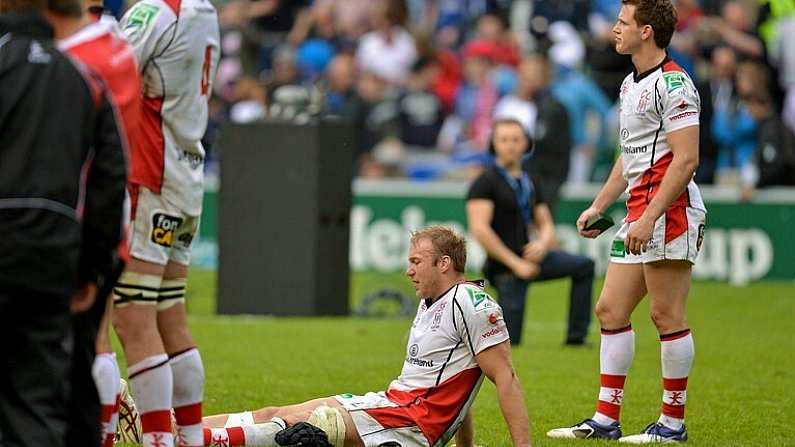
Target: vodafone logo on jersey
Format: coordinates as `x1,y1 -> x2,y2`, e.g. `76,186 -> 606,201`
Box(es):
670,111 -> 697,121
481,326 -> 505,339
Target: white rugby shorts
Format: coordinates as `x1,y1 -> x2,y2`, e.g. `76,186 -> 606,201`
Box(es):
333,392 -> 429,447
610,207 -> 705,264
127,185 -> 200,266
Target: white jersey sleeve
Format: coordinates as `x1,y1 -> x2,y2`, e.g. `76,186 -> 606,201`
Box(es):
120,0 -> 176,69
453,285 -> 509,356
659,70 -> 701,134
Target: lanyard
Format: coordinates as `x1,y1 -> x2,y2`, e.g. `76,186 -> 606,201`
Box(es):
496,166 -> 533,226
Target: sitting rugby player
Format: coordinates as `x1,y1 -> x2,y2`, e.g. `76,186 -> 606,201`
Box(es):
196,226 -> 532,447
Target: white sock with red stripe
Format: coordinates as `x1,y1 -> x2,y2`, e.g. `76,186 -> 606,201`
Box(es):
658,329 -> 694,430
171,348 -> 205,447
92,352 -> 121,447
203,418 -> 286,446
129,354 -> 174,447
593,325 -> 635,426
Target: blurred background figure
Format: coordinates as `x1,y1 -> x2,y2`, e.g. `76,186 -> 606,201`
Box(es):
496,54 -> 570,216
740,90 -> 795,200
355,0 -> 416,86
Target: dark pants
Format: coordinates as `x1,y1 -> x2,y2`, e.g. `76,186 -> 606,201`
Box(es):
491,250 -> 594,346
65,293 -> 107,447
0,287 -> 72,447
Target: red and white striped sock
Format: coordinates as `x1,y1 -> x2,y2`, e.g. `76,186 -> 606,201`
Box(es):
171,347 -> 205,447
203,419 -> 286,446
659,329 -> 694,430
92,352 -> 121,447
129,354 -> 174,447
593,325 -> 635,426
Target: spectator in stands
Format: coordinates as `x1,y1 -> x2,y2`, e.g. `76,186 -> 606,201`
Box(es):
230,76 -> 268,123
740,91 -> 795,200
350,71 -> 400,175
235,0 -> 313,76
475,13 -> 520,67
772,14 -> 795,91
496,54 -> 570,216
756,0 -> 795,59
786,87 -> 795,133
322,53 -> 357,116
264,45 -> 302,105
712,60 -> 762,186
313,0 -> 370,45
548,20 -> 612,185
397,58 -> 445,150
585,0 -> 632,100
446,40 -> 499,153
530,0 -> 590,39
701,1 -> 765,60
695,46 -> 737,184
356,0 -> 417,85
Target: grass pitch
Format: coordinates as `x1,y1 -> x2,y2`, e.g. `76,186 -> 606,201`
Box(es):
116,270 -> 794,446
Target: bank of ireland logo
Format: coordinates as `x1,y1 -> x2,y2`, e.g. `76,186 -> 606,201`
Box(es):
621,128 -> 630,142
409,344 -> 419,357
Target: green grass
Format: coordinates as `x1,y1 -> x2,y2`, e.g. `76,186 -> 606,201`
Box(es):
116,271 -> 795,446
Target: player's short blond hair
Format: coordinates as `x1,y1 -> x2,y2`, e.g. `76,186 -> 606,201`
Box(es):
410,226 -> 467,273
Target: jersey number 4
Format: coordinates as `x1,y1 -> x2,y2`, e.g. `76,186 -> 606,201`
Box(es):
200,45 -> 212,95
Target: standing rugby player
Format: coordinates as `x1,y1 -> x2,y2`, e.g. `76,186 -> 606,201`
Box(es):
547,0 -> 705,443
113,0 -> 219,446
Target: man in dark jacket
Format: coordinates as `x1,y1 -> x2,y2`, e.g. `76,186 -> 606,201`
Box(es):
0,0 -> 127,445
740,90 -> 795,200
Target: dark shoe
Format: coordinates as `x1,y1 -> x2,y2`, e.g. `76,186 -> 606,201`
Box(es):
275,422 -> 333,447
547,418 -> 623,440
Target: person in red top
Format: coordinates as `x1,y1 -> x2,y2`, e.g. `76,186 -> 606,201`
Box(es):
55,2 -> 142,446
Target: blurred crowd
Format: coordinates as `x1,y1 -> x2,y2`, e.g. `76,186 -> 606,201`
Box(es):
201,0 -> 795,197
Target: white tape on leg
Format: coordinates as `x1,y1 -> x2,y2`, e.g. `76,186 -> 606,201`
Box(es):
307,405 -> 346,447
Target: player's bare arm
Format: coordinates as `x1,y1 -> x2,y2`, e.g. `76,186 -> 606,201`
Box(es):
577,157 -> 628,238
625,126 -> 699,255
475,341 -> 532,447
523,203 -> 555,263
467,200 -> 539,279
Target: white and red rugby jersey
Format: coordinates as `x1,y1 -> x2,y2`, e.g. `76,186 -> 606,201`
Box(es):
60,18 -> 141,161
120,0 -> 219,214
60,17 -> 143,262
618,57 -> 706,224
384,281 -> 509,446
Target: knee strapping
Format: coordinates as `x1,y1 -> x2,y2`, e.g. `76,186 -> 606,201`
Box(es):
113,272 -> 162,307
157,278 -> 186,310
307,405 -> 345,447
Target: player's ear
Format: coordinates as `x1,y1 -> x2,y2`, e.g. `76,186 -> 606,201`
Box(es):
439,255 -> 452,272
642,24 -> 653,41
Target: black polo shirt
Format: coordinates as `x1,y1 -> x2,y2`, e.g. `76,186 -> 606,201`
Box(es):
466,165 -> 547,276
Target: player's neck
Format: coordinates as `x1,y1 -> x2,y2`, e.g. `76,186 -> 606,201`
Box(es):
428,275 -> 467,303
632,45 -> 667,78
